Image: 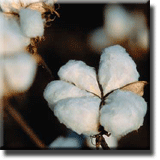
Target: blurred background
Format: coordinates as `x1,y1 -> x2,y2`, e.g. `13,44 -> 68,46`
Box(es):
2,2 -> 150,150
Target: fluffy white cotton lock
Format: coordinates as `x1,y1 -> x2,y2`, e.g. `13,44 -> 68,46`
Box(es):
0,13 -> 30,56
103,5 -> 133,41
53,97 -> 101,136
4,52 -> 37,93
86,134 -> 118,149
58,60 -> 101,97
19,8 -> 44,38
98,45 -> 139,95
44,80 -> 94,105
100,90 -> 147,138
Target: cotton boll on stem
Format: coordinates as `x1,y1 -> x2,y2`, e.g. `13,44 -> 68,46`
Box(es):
98,45 -> 139,95
43,80 -> 94,105
100,90 -> 147,139
53,97 -> 101,136
58,60 -> 101,97
20,8 -> 44,38
4,52 -> 37,93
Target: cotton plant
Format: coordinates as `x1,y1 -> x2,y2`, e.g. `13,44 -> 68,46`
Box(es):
0,0 -> 58,97
44,45 -> 147,149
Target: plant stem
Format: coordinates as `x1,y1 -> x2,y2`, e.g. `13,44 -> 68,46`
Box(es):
5,103 -> 48,149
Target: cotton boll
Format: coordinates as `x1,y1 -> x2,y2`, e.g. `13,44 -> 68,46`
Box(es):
58,60 -> 101,97
0,14 -> 30,56
4,52 -> 37,93
49,136 -> 81,149
98,45 -> 139,95
86,134 -> 118,149
87,27 -> 110,53
104,5 -> 132,42
43,80 -> 94,105
53,97 -> 101,136
100,90 -> 147,138
19,8 -> 44,38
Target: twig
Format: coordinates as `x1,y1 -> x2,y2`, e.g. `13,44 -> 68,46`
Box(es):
5,103 -> 48,149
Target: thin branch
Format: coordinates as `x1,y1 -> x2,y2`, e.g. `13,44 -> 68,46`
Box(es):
5,103 -> 48,149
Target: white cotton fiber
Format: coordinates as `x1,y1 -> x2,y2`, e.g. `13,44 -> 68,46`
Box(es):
4,52 -> 37,92
86,134 -> 117,149
98,45 -> 139,95
53,97 -> 101,136
49,136 -> 81,149
0,13 -> 30,56
58,60 -> 101,97
100,90 -> 147,138
19,8 -> 44,38
43,80 -> 94,105
103,5 -> 132,41
0,0 -> 44,12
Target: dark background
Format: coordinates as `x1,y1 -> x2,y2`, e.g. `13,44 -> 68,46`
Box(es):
3,3 -> 150,150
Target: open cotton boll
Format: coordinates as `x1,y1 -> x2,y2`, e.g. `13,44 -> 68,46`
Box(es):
53,97 -> 101,136
58,60 -> 101,97
44,80 -> 94,105
49,136 -> 81,149
20,8 -> 44,38
86,134 -> 118,149
0,14 -> 30,56
103,5 -> 133,41
100,90 -> 147,138
98,45 -> 139,95
4,52 -> 37,93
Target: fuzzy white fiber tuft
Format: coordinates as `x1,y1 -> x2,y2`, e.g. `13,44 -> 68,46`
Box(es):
19,8 -> 44,38
0,13 -> 30,55
53,97 -> 101,136
58,60 -> 101,97
43,80 -> 94,105
100,90 -> 147,138
3,52 -> 37,92
98,45 -> 139,95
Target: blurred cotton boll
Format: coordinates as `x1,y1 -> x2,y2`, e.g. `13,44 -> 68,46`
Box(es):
0,52 -> 37,95
0,13 -> 30,56
19,8 -> 44,38
87,27 -> 110,52
49,136 -> 82,149
104,5 -> 132,42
